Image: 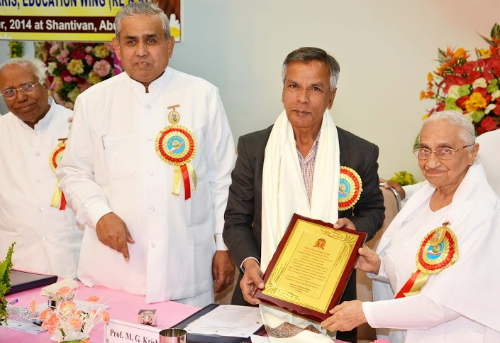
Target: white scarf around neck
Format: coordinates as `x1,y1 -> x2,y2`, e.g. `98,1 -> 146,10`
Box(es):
260,110 -> 341,342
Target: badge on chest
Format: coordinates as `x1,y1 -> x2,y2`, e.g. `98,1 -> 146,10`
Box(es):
155,105 -> 197,200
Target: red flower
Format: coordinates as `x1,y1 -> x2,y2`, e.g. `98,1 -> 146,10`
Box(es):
493,105 -> 500,116
71,48 -> 86,60
456,96 -> 469,110
480,116 -> 497,132
465,71 -> 481,84
482,71 -> 495,81
443,75 -> 467,93
462,61 -> 477,73
436,102 -> 446,111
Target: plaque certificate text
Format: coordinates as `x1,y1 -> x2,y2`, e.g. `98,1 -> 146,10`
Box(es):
255,214 -> 367,322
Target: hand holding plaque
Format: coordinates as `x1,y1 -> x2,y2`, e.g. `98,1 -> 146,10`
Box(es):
254,214 -> 367,322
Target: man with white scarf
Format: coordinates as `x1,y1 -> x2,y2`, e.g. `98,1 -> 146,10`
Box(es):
223,47 -> 384,342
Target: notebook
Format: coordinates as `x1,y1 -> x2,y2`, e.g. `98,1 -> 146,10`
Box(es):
6,270 -> 58,295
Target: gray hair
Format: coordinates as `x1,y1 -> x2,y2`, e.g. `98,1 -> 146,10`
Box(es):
282,47 -> 340,92
0,57 -> 47,83
115,2 -> 171,41
422,110 -> 476,147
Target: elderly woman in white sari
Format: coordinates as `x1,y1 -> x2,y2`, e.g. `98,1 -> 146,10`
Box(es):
320,111 -> 500,343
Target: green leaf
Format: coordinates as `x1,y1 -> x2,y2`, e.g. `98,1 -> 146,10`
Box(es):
458,85 -> 471,97
487,83 -> 499,94
444,97 -> 460,111
471,110 -> 485,123
0,242 -> 15,327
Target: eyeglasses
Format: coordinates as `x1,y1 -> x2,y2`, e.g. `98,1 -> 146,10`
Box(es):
0,82 -> 41,100
412,145 -> 474,160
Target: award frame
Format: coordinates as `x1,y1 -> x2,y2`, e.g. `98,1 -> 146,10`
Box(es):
254,213 -> 367,322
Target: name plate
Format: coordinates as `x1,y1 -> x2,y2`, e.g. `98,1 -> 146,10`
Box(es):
105,319 -> 161,343
255,213 -> 367,322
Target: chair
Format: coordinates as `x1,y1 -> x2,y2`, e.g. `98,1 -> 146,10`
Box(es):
357,184 -> 401,342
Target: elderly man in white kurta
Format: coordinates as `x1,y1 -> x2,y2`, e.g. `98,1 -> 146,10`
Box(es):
57,2 -> 235,306
0,57 -> 82,278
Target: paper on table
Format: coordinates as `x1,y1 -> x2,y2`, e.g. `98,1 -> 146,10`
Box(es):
184,305 -> 263,338
39,278 -> 78,296
5,319 -> 45,335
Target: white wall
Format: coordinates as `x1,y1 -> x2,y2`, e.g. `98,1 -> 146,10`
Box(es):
2,0 -> 499,180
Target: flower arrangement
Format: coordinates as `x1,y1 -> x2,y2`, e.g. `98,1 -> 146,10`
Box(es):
0,243 -> 15,328
35,41 -> 115,109
29,286 -> 110,342
420,23 -> 500,135
9,41 -> 23,58
389,171 -> 417,186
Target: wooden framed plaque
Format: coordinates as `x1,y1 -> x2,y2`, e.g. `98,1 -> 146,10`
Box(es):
254,213 -> 367,322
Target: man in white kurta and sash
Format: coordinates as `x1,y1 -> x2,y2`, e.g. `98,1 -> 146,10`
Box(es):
223,47 -> 385,342
57,2 -> 235,306
0,57 -> 82,278
322,112 -> 500,342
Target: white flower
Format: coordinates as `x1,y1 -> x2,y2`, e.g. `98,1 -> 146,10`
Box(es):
472,77 -> 487,89
485,103 -> 496,114
47,62 -> 57,74
491,90 -> 500,100
447,85 -> 460,99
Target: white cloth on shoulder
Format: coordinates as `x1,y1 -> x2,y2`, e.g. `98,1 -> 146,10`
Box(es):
372,163 -> 500,342
260,110 -> 340,342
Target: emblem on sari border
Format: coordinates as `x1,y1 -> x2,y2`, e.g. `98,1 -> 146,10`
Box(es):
338,166 -> 362,211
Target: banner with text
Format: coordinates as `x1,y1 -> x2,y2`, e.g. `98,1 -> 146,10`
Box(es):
0,0 -> 181,42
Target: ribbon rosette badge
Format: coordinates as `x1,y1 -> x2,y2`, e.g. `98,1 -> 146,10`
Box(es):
395,223 -> 459,299
49,139 -> 67,210
338,166 -> 363,211
155,125 -> 197,200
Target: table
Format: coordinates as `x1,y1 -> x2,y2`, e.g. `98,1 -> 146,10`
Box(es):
1,282 -> 350,343
1,281 -> 199,342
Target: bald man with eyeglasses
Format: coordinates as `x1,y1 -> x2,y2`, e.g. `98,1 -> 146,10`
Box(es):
0,57 -> 83,278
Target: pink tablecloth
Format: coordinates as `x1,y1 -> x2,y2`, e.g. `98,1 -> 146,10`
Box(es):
1,281 -> 199,342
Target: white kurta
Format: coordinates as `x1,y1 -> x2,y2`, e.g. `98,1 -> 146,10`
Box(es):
476,129 -> 500,196
0,101 -> 82,278
369,163 -> 500,342
57,68 -> 235,303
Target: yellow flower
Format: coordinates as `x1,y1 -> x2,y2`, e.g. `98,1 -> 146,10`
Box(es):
427,72 -> 433,83
94,44 -> 110,58
35,49 -> 48,62
67,87 -> 81,103
88,71 -> 102,85
67,59 -> 84,75
454,47 -> 466,58
465,92 -> 487,112
479,48 -> 492,58
422,114 -> 429,120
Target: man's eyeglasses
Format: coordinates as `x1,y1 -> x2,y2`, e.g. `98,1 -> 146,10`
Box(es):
0,82 -> 41,100
412,145 -> 474,160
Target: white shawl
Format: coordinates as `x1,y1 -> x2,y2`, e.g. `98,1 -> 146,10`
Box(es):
374,163 -> 500,334
260,110 -> 340,342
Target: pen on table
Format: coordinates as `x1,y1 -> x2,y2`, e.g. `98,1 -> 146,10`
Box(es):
9,299 -> 18,305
